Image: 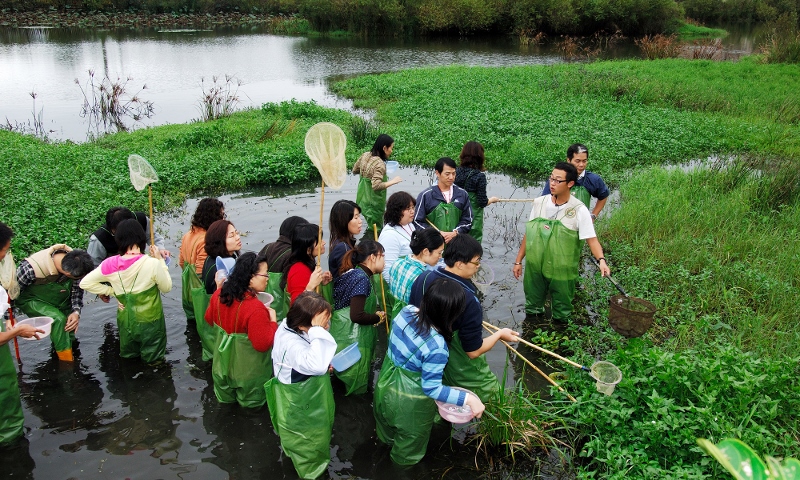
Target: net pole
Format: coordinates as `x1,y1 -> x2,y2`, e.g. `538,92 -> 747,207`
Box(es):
148,185 -> 155,250
373,224 -> 389,334
316,179 -> 324,294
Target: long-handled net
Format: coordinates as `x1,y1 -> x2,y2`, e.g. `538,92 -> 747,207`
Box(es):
484,321 -> 623,395
304,123 -> 347,267
127,154 -> 159,247
472,264 -> 494,295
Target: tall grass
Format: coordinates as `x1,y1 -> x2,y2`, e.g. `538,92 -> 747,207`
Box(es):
597,157 -> 800,358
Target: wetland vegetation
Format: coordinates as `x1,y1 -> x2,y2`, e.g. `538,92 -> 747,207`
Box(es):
2,34 -> 799,477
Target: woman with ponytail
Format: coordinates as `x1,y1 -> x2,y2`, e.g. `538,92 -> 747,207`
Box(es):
329,239 -> 386,395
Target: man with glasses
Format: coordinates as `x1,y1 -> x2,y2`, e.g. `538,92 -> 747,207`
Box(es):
16,244 -> 94,361
409,234 -> 518,402
513,162 -> 611,322
413,157 -> 473,244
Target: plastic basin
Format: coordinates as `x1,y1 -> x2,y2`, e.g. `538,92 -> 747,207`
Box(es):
215,256 -> 235,275
331,342 -> 361,372
256,292 -> 274,308
16,316 -> 54,340
385,160 -> 399,176
435,387 -> 476,424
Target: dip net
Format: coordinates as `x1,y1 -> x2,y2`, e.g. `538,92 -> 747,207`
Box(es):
472,264 -> 494,295
128,154 -> 159,191
304,122 -> 347,189
608,294 -> 657,338
590,361 -> 622,395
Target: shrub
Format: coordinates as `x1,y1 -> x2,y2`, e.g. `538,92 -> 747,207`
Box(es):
636,34 -> 683,59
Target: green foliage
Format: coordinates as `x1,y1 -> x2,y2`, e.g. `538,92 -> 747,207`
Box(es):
332,60 -> 800,183
761,12 -> 800,64
679,0 -> 799,25
698,438 -> 800,480
560,341 -> 800,478
677,22 -> 728,39
0,101 -> 356,257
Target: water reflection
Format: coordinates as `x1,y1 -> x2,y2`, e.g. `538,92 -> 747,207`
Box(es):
87,323 -> 182,459
0,436 -> 35,480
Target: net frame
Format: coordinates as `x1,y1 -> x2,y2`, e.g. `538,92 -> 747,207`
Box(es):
472,264 -> 495,294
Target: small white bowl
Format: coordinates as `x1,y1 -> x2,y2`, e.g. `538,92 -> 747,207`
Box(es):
16,316 -> 54,339
256,292 -> 274,308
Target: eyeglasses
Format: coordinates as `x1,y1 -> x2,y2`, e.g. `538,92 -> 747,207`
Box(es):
434,249 -> 444,256
549,177 -> 568,184
468,259 -> 481,266
405,205 -> 415,212
254,273 -> 269,279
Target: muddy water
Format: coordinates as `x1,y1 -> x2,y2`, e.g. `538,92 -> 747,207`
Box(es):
3,166 -> 574,479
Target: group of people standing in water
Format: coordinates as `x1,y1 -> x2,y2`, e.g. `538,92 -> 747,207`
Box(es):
0,134 -> 612,478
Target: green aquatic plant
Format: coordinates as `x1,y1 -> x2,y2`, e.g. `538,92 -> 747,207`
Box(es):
698,438 -> 800,480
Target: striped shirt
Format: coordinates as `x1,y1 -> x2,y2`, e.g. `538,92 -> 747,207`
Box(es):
388,305 -> 466,406
388,255 -> 427,303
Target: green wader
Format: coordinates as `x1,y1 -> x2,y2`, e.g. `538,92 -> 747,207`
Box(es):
211,321 -> 272,408
329,306 -> 377,396
265,250 -> 291,321
389,294 -> 406,324
373,355 -> 438,465
116,282 -> 167,364
442,331 -> 500,403
426,201 -> 461,233
16,279 -> 74,355
357,172 -> 387,231
181,239 -> 202,321
571,185 -> 591,209
0,334 -> 24,445
265,369 -> 335,479
191,267 -> 215,362
467,191 -> 484,243
523,217 -> 582,320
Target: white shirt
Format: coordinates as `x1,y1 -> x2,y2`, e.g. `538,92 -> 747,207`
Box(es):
271,320 -> 337,384
378,223 -> 415,283
529,195 -> 597,240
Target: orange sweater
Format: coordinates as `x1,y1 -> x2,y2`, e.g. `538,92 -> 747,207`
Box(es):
179,227 -> 207,276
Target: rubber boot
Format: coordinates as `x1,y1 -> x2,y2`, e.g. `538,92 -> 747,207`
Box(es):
56,349 -> 73,362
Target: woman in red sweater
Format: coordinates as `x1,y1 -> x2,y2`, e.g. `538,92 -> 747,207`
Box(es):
205,252 -> 277,408
281,223 -> 333,305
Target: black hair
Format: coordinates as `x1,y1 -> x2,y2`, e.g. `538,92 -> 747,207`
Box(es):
115,219 -> 147,255
0,222 -> 13,249
434,156 -> 457,173
370,134 -> 394,160
383,191 -> 415,226
442,234 -> 482,268
409,228 -> 444,255
329,199 -> 361,247
279,216 -> 309,239
220,252 -> 267,306
280,223 -> 320,289
459,141 -> 485,171
415,278 -> 466,343
191,197 -> 225,231
554,161 -> 578,184
61,250 -> 95,278
286,291 -> 332,331
340,239 -> 385,274
205,219 -> 236,258
566,143 -> 589,160
105,207 -> 136,232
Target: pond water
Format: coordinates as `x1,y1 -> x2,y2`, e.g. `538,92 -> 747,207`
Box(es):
2,166 -> 579,479
0,24 -> 759,142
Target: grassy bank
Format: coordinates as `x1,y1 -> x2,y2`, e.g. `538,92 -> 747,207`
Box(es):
0,101 -> 356,256
332,58 -> 800,181
333,59 -> 800,477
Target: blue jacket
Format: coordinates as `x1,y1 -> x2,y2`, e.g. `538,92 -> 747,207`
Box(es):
413,184 -> 473,233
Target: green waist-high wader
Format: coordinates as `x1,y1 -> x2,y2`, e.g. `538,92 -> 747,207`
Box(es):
16,277 -> 75,360
116,280 -> 167,364
265,354 -> 335,480
357,171 -> 387,231
523,217 -> 581,320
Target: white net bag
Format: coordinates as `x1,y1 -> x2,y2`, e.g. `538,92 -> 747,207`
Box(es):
128,154 -> 159,192
304,122 -> 347,189
590,361 -> 623,395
